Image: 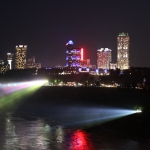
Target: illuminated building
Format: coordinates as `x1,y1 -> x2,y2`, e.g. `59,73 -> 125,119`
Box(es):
110,63 -> 117,70
7,53 -> 13,70
117,32 -> 130,70
66,40 -> 83,67
80,59 -> 91,67
97,48 -> 112,69
26,56 -> 41,69
0,63 -> 9,74
15,45 -> 27,69
0,59 -> 9,74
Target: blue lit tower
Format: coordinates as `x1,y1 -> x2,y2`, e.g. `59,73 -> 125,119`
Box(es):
66,40 -> 82,67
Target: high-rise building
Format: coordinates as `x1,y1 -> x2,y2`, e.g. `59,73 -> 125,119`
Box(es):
66,40 -> 83,67
15,45 -> 27,69
117,32 -> 130,70
0,59 -> 9,74
97,48 -> 112,69
7,53 -> 13,70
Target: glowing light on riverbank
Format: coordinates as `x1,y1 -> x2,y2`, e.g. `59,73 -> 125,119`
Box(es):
0,79 -> 48,110
50,105 -> 138,128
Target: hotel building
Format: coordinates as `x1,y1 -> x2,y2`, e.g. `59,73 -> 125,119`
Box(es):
15,45 -> 27,69
117,32 -> 130,70
97,48 -> 112,69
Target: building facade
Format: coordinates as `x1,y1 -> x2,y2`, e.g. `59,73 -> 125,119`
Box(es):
80,59 -> 91,68
15,45 -> 27,69
117,32 -> 130,70
26,56 -> 41,69
0,60 -> 9,74
110,63 -> 117,70
66,40 -> 83,67
97,48 -> 112,69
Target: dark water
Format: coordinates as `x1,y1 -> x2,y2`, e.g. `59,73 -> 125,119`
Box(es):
0,111 -> 150,150
1,87 -> 150,149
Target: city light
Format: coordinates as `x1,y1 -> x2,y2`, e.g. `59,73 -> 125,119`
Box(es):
136,107 -> 142,113
68,40 -> 74,45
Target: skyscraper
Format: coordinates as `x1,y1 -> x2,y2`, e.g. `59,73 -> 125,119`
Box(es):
66,40 -> 83,67
117,32 -> 130,70
97,48 -> 112,69
15,45 -> 27,69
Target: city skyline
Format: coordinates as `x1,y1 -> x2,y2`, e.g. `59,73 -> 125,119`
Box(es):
0,0 -> 150,68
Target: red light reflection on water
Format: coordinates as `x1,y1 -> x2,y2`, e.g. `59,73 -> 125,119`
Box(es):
70,130 -> 95,150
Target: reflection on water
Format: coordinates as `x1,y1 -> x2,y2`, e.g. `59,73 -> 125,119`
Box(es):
0,112 -> 96,150
69,130 -> 94,150
0,112 -> 150,150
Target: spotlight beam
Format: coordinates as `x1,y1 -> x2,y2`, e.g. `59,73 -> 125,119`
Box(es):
0,79 -> 48,111
64,112 -> 137,127
43,105 -> 138,128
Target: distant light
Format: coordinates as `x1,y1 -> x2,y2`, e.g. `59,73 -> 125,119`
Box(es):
68,40 -> 74,45
86,68 -> 89,72
104,69 -> 107,73
136,109 -> 142,113
19,45 -> 23,48
136,107 -> 142,113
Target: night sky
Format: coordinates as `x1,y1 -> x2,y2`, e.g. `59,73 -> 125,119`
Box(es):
0,0 -> 150,68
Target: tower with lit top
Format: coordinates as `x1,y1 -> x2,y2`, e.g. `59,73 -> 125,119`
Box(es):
15,45 -> 27,69
7,53 -> 13,70
117,32 -> 130,70
66,40 -> 83,67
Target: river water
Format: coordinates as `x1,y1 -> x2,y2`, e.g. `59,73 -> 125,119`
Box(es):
0,110 -> 150,150
1,87 -> 150,149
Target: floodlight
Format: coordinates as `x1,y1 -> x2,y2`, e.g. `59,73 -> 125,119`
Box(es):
136,109 -> 142,113
135,107 -> 142,113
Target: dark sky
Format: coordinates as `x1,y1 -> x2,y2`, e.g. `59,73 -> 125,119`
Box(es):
0,0 -> 150,68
